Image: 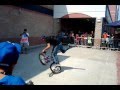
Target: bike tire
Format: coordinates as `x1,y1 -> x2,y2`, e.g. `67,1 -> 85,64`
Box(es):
39,53 -> 47,65
50,62 -> 61,74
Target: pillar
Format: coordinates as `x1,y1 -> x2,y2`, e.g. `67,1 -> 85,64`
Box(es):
53,18 -> 61,36
94,18 -> 103,47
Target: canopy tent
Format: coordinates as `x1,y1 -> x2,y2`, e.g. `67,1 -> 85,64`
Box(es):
106,20 -> 120,28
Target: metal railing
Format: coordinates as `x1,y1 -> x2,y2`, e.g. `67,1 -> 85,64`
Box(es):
62,37 -> 120,51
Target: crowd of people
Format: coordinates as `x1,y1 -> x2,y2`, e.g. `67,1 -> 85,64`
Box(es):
55,30 -> 120,49
101,32 -> 120,49
56,30 -> 94,47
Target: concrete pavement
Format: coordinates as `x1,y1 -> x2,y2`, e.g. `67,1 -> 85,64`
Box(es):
13,46 -> 119,85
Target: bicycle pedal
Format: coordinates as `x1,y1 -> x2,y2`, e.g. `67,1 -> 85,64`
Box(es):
45,60 -> 49,63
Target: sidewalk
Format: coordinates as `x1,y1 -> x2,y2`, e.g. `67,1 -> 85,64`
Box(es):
13,46 -> 119,85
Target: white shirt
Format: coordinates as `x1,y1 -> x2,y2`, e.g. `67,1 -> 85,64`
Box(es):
20,33 -> 29,43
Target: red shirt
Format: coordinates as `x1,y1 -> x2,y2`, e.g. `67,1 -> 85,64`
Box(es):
103,33 -> 108,39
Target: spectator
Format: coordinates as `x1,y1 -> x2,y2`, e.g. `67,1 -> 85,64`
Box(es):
87,34 -> 92,46
0,41 -> 26,85
109,34 -> 114,48
102,32 -> 109,47
20,29 -> 29,54
84,32 -> 88,46
69,32 -> 75,44
91,31 -> 94,46
80,34 -> 84,45
106,34 -> 110,48
114,33 -> 119,48
75,34 -> 80,45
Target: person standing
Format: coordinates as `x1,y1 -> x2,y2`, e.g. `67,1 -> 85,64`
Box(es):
87,34 -> 92,46
91,31 -> 94,46
84,32 -> 88,46
75,34 -> 80,46
102,32 -> 109,47
20,29 -> 29,54
109,34 -> 114,48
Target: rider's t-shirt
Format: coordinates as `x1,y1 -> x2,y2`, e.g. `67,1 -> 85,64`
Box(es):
46,37 -> 60,46
0,75 -> 26,85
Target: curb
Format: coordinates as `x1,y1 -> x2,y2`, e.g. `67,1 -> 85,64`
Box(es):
28,44 -> 46,50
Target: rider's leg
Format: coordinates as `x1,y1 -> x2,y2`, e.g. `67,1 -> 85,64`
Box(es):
52,45 -> 60,64
24,44 -> 27,54
59,43 -> 70,53
52,43 -> 70,64
24,43 -> 29,54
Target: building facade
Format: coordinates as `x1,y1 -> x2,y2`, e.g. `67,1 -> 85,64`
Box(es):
54,5 -> 117,47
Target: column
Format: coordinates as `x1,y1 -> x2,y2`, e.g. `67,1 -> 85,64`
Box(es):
53,18 -> 61,36
94,18 -> 103,47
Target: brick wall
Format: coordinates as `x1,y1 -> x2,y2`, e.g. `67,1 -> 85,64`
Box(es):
0,5 -> 53,46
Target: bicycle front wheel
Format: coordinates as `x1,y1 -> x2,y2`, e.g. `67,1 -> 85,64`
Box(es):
39,53 -> 47,65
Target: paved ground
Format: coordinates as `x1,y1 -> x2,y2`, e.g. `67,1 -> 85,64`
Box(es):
13,45 -> 120,85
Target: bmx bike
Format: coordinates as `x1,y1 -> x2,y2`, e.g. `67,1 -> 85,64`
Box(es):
39,52 -> 62,74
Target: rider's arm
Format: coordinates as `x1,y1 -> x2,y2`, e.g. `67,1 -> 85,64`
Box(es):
42,43 -> 51,53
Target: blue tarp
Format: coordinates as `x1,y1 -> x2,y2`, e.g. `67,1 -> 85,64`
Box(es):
106,20 -> 120,28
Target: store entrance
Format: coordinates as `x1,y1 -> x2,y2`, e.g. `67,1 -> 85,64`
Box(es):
60,18 -> 96,35
60,18 -> 96,45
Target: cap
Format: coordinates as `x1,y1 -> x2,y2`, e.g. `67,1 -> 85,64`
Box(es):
0,41 -> 21,67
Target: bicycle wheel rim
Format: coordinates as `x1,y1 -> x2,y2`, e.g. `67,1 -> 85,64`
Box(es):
39,53 -> 47,65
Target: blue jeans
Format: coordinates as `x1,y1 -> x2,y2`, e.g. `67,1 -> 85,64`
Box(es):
52,43 -> 66,64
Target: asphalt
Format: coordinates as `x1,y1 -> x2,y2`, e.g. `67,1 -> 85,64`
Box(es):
13,45 -> 119,85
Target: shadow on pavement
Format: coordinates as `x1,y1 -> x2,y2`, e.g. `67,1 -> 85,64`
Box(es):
48,66 -> 86,77
61,66 -> 86,72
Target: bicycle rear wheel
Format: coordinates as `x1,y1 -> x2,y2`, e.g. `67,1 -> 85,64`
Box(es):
39,53 -> 47,65
50,62 -> 61,74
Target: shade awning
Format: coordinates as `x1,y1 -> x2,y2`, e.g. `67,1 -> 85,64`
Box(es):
106,20 -> 120,28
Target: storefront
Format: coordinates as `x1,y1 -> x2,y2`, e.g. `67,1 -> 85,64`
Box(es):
54,5 -> 106,47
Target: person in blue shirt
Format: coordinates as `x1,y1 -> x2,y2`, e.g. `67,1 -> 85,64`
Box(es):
0,41 -> 26,85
